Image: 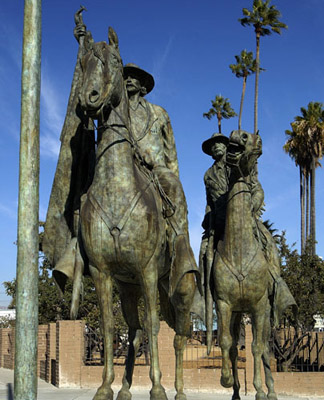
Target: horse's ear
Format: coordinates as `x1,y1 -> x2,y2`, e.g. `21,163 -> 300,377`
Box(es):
108,27 -> 119,49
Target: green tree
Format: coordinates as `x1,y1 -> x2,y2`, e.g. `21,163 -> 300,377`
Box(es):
203,95 -> 237,133
229,49 -> 258,130
0,315 -> 15,328
279,233 -> 324,330
273,232 -> 324,371
3,255 -> 126,332
284,102 -> 324,255
239,0 -> 287,134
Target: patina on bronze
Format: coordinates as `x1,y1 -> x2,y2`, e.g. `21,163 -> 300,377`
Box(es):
201,130 -> 297,400
43,9 -> 200,400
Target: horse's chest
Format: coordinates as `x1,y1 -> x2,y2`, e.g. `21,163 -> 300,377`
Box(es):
80,189 -> 165,272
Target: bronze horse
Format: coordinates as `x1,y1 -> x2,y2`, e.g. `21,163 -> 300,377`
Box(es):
212,130 -> 277,400
74,28 -> 195,400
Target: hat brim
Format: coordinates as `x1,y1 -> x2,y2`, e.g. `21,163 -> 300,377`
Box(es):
202,135 -> 229,155
123,66 -> 155,94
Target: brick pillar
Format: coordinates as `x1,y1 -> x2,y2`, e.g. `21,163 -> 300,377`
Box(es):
158,321 -> 175,389
7,328 -> 15,369
45,323 -> 56,384
245,324 -> 253,394
56,320 -> 84,388
37,325 -> 48,379
0,328 -> 3,368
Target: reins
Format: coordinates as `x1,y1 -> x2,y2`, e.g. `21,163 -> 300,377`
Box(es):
83,97 -> 176,220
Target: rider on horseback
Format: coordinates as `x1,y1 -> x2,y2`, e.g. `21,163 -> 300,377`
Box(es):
123,63 -> 200,296
200,130 -> 296,326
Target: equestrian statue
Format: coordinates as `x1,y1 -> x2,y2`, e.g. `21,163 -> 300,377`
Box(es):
43,8 -> 201,400
200,129 -> 297,400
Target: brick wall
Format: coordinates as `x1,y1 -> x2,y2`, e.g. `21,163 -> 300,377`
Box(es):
1,328 -> 15,369
0,320 -> 323,396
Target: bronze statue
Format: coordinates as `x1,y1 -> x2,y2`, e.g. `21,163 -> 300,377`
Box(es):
201,130 -> 296,400
43,9 -> 200,400
199,132 -> 229,352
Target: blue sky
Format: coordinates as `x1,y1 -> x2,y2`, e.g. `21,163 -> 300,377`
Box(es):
1,0 -> 324,307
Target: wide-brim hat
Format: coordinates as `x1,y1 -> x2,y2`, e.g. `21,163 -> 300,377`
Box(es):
123,63 -> 155,94
202,133 -> 229,155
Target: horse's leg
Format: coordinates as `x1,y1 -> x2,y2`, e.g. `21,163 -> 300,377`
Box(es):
217,299 -> 234,388
90,265 -> 115,400
230,313 -> 242,400
171,272 -> 196,400
141,265 -> 168,400
251,294 -> 268,400
116,283 -> 143,400
261,304 -> 277,400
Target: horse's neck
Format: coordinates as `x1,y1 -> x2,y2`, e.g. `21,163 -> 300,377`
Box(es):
90,89 -> 138,208
222,176 -> 256,262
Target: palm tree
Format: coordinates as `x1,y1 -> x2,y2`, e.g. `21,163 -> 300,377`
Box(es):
295,102 -> 324,255
284,102 -> 324,255
229,50 -> 259,130
203,95 -> 237,133
239,0 -> 287,134
284,122 -> 311,253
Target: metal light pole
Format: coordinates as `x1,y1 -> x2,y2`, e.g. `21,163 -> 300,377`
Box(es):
15,0 -> 42,399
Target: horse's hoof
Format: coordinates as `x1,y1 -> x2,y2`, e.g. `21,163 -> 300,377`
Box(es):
267,393 -> 278,400
175,393 -> 187,400
220,374 -> 234,388
93,386 -> 114,400
116,389 -> 132,400
150,385 -> 168,400
255,392 -> 267,400
232,394 -> 241,400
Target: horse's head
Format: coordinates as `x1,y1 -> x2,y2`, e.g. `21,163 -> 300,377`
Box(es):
227,130 -> 262,177
79,27 -> 124,119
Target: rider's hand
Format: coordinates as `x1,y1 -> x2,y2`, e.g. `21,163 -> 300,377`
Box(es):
74,25 -> 86,43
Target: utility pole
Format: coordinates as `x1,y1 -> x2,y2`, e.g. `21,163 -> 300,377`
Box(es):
15,1 -> 42,399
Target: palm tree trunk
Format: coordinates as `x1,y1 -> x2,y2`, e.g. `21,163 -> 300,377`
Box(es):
300,167 -> 305,253
306,172 -> 310,243
238,76 -> 247,130
310,157 -> 316,255
218,116 -> 222,133
254,31 -> 261,134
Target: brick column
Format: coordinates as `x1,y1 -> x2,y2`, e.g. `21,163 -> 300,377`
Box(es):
56,320 -> 84,387
158,321 -> 176,389
245,324 -> 253,394
37,325 -> 48,379
0,328 -> 3,368
7,328 -> 15,369
45,323 -> 56,384
0,328 -> 10,368
0,328 -> 14,369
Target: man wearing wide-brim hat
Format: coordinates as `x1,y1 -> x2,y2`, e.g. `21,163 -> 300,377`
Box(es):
200,132 -> 229,237
199,132 -> 230,337
123,62 -> 201,301
202,132 -> 229,157
123,63 -> 155,96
